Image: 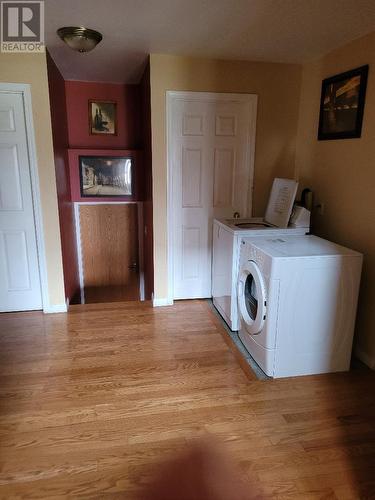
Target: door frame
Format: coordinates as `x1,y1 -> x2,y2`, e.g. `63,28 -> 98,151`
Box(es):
166,91 -> 258,305
0,82 -> 50,312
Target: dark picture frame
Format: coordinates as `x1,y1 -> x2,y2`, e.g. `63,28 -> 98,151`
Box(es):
79,156 -> 133,197
318,65 -> 368,140
89,100 -> 117,135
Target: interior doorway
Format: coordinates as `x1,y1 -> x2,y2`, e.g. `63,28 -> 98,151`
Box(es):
75,202 -> 143,304
0,84 -> 48,313
167,91 -> 257,302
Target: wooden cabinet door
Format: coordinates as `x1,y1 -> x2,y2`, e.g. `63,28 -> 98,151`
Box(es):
80,204 -> 138,288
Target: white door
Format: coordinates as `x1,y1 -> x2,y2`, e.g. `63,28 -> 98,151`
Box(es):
0,91 -> 42,311
168,92 -> 257,300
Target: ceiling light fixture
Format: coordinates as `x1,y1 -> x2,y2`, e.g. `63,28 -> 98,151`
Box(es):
57,26 -> 103,53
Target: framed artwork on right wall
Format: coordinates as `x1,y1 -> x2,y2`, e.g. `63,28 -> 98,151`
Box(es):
318,64 -> 369,140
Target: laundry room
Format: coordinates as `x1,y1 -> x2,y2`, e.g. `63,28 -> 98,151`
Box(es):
154,52 -> 374,376
0,3 -> 375,497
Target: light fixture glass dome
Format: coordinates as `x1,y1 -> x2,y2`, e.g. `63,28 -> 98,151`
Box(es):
57,27 -> 103,53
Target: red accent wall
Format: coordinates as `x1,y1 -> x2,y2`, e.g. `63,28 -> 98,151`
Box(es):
46,52 -> 80,303
140,60 -> 154,300
48,68 -> 153,302
68,148 -> 143,202
65,81 -> 141,149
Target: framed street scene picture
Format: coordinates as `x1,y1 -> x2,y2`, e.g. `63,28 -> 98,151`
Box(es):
89,100 -> 117,135
79,156 -> 133,197
318,65 -> 368,140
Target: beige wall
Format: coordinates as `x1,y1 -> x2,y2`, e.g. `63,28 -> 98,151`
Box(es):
295,31 -> 375,367
1,53 -> 65,308
150,54 -> 302,300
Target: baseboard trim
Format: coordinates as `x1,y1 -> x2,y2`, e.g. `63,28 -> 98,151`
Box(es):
355,345 -> 375,370
43,303 -> 68,314
152,298 -> 174,307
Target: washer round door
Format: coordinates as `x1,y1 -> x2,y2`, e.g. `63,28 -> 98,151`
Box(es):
238,261 -> 267,335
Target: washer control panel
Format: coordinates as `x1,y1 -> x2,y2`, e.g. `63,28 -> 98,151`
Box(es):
241,239 -> 268,274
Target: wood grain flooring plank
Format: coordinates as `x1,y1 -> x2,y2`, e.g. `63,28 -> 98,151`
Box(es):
0,300 -> 374,499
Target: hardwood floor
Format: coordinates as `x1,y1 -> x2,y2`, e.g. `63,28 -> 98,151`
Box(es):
84,276 -> 140,304
0,300 -> 374,499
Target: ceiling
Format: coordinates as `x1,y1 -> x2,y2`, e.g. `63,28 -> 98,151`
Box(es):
45,0 -> 375,84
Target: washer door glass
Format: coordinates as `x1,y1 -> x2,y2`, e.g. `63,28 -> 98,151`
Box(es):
238,261 -> 266,335
244,273 -> 258,320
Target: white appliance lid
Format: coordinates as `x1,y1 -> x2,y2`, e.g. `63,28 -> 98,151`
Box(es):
264,178 -> 298,228
244,235 -> 362,258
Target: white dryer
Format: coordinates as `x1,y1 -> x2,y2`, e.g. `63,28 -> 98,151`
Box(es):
212,178 -> 309,331
237,235 -> 363,378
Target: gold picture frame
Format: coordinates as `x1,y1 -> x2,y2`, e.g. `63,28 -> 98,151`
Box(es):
89,100 -> 117,135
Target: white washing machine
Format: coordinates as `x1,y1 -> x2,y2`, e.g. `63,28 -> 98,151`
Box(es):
237,235 -> 363,378
212,178 -> 309,331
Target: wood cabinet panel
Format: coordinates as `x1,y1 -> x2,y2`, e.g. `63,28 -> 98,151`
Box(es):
80,204 -> 138,288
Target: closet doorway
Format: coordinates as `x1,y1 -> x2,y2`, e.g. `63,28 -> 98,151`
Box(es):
76,203 -> 143,304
